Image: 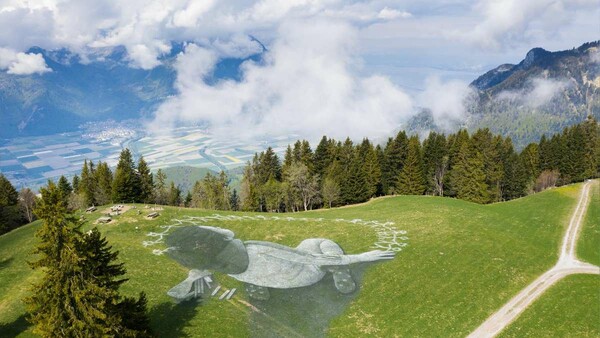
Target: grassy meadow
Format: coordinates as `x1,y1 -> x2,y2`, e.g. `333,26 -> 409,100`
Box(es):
578,180 -> 599,266
499,274 -> 600,338
0,182 -> 597,337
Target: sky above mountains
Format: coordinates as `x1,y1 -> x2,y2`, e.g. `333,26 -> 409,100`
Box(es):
0,0 -> 598,140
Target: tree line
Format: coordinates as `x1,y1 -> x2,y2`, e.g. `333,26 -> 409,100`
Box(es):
58,148 -> 188,210
1,117 -> 598,233
238,116 -> 599,210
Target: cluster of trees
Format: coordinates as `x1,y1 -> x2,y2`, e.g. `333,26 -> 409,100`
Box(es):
237,117 -> 598,209
64,149 -> 183,209
25,182 -> 151,336
66,149 -> 154,208
188,171 -> 239,211
0,174 -> 37,235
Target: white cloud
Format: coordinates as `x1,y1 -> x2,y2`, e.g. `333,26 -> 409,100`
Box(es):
459,0 -> 598,50
497,77 -> 570,108
0,0 -> 417,70
377,7 -> 411,20
0,47 -> 52,75
418,77 -> 474,130
126,42 -> 171,69
172,0 -> 216,28
149,19 -> 414,141
0,47 -> 17,68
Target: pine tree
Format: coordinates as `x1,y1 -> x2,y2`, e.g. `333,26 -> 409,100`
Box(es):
314,136 -> 334,181
422,132 -> 447,195
112,149 -> 140,203
230,189 -> 240,211
581,116 -> 599,179
72,174 -> 80,193
257,147 -> 282,184
500,138 -> 526,200
548,133 -> 566,174
445,129 -> 470,197
282,145 -> 294,181
451,143 -> 489,204
154,169 -> 168,205
168,182 -> 182,206
184,191 -> 192,207
471,129 -> 503,203
0,173 -> 21,234
397,136 -> 425,195
25,182 -> 151,337
57,175 -> 73,197
538,135 -> 551,171
381,131 -> 408,194
563,124 -> 587,182
503,151 -> 528,200
341,151 -> 369,204
519,143 -> 540,186
80,160 -> 97,206
94,162 -> 113,206
137,156 -> 154,204
337,138 -> 355,203
358,138 -> 381,198
300,140 -> 314,173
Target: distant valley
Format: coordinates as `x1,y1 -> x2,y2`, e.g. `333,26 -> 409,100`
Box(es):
1,41 -> 599,188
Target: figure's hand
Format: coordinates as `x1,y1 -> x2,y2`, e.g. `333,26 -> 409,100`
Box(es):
358,250 -> 395,262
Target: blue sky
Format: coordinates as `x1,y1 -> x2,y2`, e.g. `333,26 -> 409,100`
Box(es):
0,0 -> 598,139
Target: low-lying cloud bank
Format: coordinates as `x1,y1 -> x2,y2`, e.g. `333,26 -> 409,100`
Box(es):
150,20 -> 416,141
149,20 -> 474,141
496,77 -> 570,108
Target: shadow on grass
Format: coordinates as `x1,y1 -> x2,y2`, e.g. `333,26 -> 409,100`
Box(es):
0,257 -> 13,270
247,262 -> 374,338
0,315 -> 29,337
149,300 -> 200,337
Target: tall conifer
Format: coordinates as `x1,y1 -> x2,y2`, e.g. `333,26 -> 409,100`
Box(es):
137,156 -> 154,204
397,136 -> 425,195
25,182 -> 151,337
451,143 -> 489,203
112,149 -> 139,203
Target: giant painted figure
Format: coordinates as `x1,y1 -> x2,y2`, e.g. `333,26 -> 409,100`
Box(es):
165,226 -> 394,301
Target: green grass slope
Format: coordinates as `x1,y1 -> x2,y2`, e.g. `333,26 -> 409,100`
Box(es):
0,183 -> 591,337
578,180 -> 600,266
499,274 -> 600,338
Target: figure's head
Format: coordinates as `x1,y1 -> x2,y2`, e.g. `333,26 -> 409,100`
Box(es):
165,226 -> 249,274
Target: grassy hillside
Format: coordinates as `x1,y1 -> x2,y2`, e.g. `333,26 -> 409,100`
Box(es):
0,183 -> 595,337
578,181 -> 600,266
499,274 -> 600,337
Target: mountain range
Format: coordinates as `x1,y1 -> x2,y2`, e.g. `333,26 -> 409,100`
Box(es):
467,41 -> 600,147
1,41 -> 598,148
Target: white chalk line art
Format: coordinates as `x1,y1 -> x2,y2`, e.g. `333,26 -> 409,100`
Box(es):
143,214 -> 408,254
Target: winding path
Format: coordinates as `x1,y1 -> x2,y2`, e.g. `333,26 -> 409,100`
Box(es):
468,180 -> 600,338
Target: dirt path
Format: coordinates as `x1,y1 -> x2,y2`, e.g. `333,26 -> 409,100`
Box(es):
467,180 -> 599,338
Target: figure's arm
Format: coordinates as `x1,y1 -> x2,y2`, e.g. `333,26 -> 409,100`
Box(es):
310,250 -> 395,266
